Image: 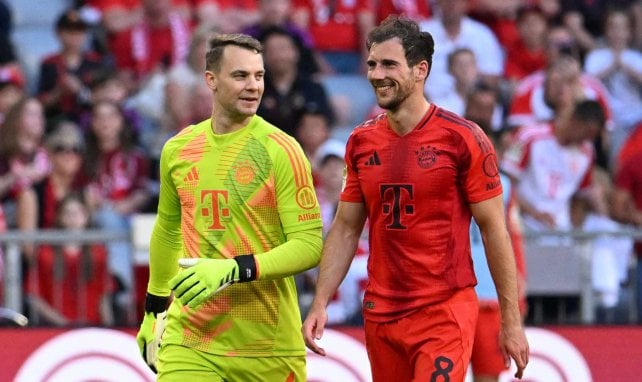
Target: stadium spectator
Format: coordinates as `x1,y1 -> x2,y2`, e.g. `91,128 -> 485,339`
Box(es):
164,25 -> 216,133
242,0 -> 320,76
431,48 -> 504,132
584,8 -> 642,162
559,0 -> 639,54
195,0 -> 259,33
84,100 -> 152,324
296,108 -> 333,165
570,167 -> 632,323
504,4 -> 549,86
292,0 -> 376,74
507,54 -> 613,168
375,0 -> 431,24
78,70 -> 146,145
84,0 -> 191,34
257,27 -> 334,138
24,193 -> 114,326
0,97 -> 50,235
108,0 -> 191,90
15,122 -> 88,234
501,100 -> 604,233
37,9 -> 113,126
419,0 -> 505,102
467,0 -> 523,49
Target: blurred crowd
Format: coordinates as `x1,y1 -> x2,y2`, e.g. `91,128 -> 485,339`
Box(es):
0,0 -> 641,326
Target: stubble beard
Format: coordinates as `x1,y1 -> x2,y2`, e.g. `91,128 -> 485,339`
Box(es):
375,80 -> 413,111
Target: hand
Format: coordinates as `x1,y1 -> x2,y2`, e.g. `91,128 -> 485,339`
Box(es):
500,323 -> 530,379
170,256 -> 257,309
302,303 -> 328,356
136,307 -> 168,373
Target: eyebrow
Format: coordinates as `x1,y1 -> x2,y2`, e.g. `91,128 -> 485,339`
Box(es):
367,58 -> 399,65
230,69 -> 265,76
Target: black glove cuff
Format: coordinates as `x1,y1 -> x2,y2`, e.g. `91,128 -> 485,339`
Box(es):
144,293 -> 170,315
235,254 -> 257,282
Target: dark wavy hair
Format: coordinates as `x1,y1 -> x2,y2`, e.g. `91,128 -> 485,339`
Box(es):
366,15 -> 435,74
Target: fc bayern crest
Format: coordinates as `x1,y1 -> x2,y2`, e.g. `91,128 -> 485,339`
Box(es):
415,145 -> 439,169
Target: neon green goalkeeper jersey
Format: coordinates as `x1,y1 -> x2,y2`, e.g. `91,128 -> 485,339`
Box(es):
149,115 -> 322,357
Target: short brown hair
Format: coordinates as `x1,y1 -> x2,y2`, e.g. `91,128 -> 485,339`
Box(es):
205,33 -> 263,72
366,15 -> 434,71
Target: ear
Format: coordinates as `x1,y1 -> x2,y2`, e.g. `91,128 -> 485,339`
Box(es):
415,61 -> 429,83
205,71 -> 217,91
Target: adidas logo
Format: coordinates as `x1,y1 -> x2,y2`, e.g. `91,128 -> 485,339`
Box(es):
364,151 -> 381,166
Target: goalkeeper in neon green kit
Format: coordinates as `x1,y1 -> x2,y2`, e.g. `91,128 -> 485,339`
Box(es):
136,33 -> 322,381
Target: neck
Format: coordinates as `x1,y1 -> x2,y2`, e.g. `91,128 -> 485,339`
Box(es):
211,110 -> 253,135
271,69 -> 296,92
62,50 -> 82,67
100,139 -> 119,152
50,173 -> 74,197
386,96 -> 431,136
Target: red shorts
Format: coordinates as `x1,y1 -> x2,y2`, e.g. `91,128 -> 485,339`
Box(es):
470,303 -> 507,377
364,288 -> 478,382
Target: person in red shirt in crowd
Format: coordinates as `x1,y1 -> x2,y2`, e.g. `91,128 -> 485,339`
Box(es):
292,0 -> 375,74
0,98 -> 50,257
84,100 -> 152,324
194,0 -> 259,33
24,193 -> 114,326
85,0 -> 191,33
302,16 -> 528,381
108,0 -> 191,89
467,0 -> 523,49
375,0 -> 431,24
504,4 -> 549,86
37,9 -> 113,124
16,122 -> 88,239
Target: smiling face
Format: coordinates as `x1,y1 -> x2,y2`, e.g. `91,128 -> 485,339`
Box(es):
367,38 -> 418,111
207,45 -> 265,122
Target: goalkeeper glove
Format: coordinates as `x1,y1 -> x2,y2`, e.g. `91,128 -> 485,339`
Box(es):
170,255 -> 257,309
136,293 -> 169,373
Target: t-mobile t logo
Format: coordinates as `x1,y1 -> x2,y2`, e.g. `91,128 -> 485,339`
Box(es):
380,184 -> 414,229
201,189 -> 229,230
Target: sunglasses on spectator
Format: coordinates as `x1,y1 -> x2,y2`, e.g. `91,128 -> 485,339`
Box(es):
52,145 -> 83,154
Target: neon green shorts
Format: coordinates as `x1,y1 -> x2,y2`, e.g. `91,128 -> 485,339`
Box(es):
157,344 -> 306,382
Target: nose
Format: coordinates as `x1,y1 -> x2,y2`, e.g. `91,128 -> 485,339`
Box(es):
246,76 -> 262,92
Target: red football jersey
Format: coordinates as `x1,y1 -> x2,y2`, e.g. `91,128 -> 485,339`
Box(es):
341,105 -> 503,322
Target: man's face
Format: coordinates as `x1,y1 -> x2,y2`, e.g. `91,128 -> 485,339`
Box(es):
367,38 -> 417,111
449,51 -> 477,87
544,60 -> 581,110
210,45 -> 265,120
263,34 -> 299,73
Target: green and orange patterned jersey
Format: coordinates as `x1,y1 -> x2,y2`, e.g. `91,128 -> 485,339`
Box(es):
148,115 -> 322,357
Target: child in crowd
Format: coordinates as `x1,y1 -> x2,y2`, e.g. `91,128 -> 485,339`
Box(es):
24,193 -> 114,326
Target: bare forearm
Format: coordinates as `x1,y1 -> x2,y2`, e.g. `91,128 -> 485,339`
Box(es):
311,224 -> 361,308
482,226 -> 522,325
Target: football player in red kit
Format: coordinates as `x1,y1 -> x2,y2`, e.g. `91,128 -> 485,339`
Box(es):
302,15 -> 529,382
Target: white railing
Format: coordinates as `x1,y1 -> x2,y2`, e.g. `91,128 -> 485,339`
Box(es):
1,221 -> 642,326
